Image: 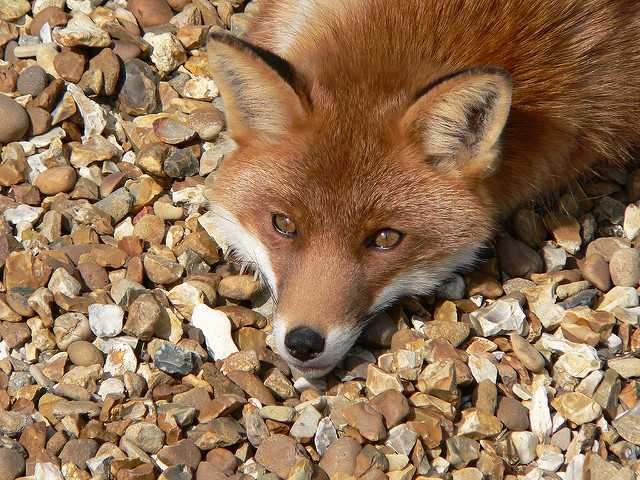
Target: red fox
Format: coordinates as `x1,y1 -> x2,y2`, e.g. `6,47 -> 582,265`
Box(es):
206,0 -> 640,377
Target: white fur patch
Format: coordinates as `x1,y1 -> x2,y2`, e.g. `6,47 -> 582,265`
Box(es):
371,243 -> 483,313
200,205 -> 277,297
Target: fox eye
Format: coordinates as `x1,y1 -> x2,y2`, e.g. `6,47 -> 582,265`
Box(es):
272,213 -> 297,237
369,229 -> 404,250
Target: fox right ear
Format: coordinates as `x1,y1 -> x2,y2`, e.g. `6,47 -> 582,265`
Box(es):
208,32 -> 309,143
401,67 -> 512,180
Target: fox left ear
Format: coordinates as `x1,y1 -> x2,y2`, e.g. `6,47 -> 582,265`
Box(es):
208,31 -> 309,143
401,67 -> 512,179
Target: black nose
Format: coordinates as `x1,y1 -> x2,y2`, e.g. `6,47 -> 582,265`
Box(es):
284,328 -> 325,361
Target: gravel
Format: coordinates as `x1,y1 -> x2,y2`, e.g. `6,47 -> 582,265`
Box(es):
0,1 -> 637,480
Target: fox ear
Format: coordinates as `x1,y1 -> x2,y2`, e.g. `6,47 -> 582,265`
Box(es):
207,32 -> 309,142
402,67 -> 512,179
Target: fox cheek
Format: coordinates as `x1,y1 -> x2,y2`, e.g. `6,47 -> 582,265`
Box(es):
371,243 -> 484,313
202,205 -> 278,298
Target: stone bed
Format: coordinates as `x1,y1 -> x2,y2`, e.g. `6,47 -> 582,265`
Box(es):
0,1 -> 638,480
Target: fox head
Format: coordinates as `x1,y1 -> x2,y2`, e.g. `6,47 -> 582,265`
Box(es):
206,32 -> 512,377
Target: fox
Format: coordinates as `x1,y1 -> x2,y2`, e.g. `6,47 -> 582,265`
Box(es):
205,0 -> 640,377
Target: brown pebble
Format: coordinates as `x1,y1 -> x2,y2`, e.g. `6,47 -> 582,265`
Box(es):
35,166 -> 77,195
67,341 -> 104,367
54,49 -> 86,83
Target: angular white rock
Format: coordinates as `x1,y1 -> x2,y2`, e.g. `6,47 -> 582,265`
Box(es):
314,417 -> 337,457
104,343 -> 137,376
469,297 -> 526,336
4,205 -> 44,226
35,463 -> 64,480
468,354 -> 497,384
48,268 -> 82,298
530,385 -> 552,441
289,406 -> 322,443
88,303 -> 124,338
68,84 -> 107,139
554,345 -> 600,378
511,431 -> 538,464
190,303 -> 238,360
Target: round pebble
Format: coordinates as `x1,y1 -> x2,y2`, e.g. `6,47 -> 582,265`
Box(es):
67,340 -> 104,366
0,95 -> 29,143
609,247 -> 640,287
16,65 -> 48,97
34,166 -> 77,195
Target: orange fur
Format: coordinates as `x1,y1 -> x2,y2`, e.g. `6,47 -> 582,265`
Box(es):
206,0 -> 640,374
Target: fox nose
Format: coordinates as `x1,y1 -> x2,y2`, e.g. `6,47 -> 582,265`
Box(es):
284,327 -> 325,362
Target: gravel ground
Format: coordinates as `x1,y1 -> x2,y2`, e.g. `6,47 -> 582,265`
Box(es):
0,1 -> 638,480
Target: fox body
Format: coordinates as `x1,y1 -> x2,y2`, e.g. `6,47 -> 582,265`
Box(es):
206,0 -> 640,376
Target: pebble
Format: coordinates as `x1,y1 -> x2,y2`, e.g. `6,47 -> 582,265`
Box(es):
191,304 -> 239,361
0,448 -> 25,480
35,166 -> 77,195
255,434 -> 305,478
497,396 -> 530,431
551,392 -> 602,425
152,342 -> 194,375
0,95 -> 29,143
67,340 -> 103,366
510,334 -> 545,373
88,303 -> 124,337
124,422 -> 165,454
318,437 -> 361,478
609,247 -> 640,287
104,342 -> 137,376
472,297 -> 526,335
128,0 -> 174,28
496,235 -> 543,277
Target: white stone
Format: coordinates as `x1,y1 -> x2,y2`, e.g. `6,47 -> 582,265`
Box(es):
290,406 -> 322,443
98,377 -> 125,399
555,345 -> 600,378
31,127 -> 66,148
35,463 -> 64,480
168,283 -> 204,318
143,32 -> 187,76
314,417 -> 337,457
4,204 -> 43,226
468,354 -> 497,384
33,0 -> 66,14
623,202 -> 640,242
114,217 -> 134,240
536,445 -> 564,472
511,431 -> 538,464
597,286 -> 639,312
386,424 -> 418,455
530,385 -> 552,441
48,268 -> 81,297
68,84 -> 107,139
564,454 -> 585,480
172,185 -> 206,205
88,304 -> 124,338
524,284 -> 566,328
181,76 -> 218,101
53,12 -> 111,48
104,343 -> 137,376
190,304 -> 238,360
576,370 -> 604,396
542,244 -> 567,273
469,297 -> 526,336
